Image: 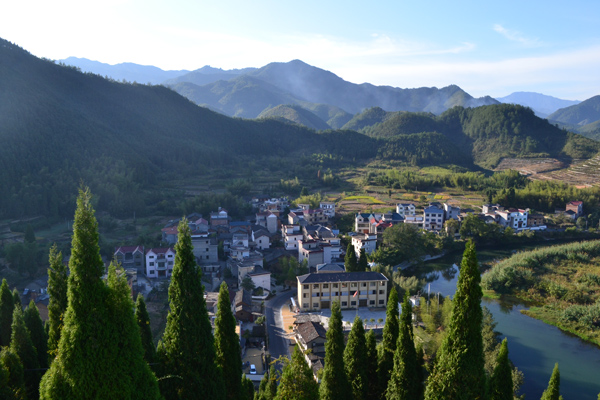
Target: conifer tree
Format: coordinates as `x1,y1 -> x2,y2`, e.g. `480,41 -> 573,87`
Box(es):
0,278 -> 14,347
489,339 -> 513,400
46,244 -> 68,357
135,294 -> 156,364
215,281 -> 242,400
424,240 -> 486,400
24,300 -> 48,369
12,289 -> 21,311
241,374 -> 256,400
319,301 -> 350,400
378,286 -> 399,397
540,363 -> 562,400
39,188 -> 161,400
0,347 -> 26,399
344,316 -> 368,400
386,293 -> 420,400
256,365 -> 277,400
157,217 -> 225,400
345,243 -> 358,272
11,305 -> 39,399
365,329 -> 379,400
358,248 -> 369,272
276,346 -> 318,400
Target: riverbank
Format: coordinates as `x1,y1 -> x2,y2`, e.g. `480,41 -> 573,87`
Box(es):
480,240 -> 600,348
521,306 -> 600,347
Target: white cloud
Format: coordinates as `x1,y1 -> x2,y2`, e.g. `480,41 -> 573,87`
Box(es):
493,24 -> 541,47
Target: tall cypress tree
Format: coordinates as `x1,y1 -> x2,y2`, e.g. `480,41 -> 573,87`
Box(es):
365,329 -> 379,400
24,300 -> 48,369
378,286 -> 399,398
241,375 -> 256,400
135,294 -> 156,364
275,346 -> 319,400
344,316 -> 368,400
157,218 -> 225,400
11,305 -> 39,400
12,289 -> 21,311
358,248 -> 369,272
424,240 -> 486,400
345,243 -> 358,272
489,339 -> 513,400
214,281 -> 242,400
386,293 -> 420,400
39,187 -> 161,400
0,347 -> 26,399
46,244 -> 68,358
540,363 -> 561,400
319,301 -> 351,400
0,278 -> 14,347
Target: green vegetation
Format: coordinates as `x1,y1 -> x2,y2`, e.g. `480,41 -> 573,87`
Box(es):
135,294 -> 156,364
214,282 -> 242,400
275,346 -> 319,400
482,240 -> 600,346
319,302 -> 350,400
540,363 -> 562,400
0,279 -> 13,347
46,244 -> 68,358
425,241 -> 486,399
157,218 -> 224,400
40,188 -> 161,399
377,287 -> 399,398
344,316 -> 368,400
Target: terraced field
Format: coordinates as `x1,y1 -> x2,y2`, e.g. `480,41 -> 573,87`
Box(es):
496,156 -> 600,187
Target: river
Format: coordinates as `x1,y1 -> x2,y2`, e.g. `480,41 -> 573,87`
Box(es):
419,262 -> 600,400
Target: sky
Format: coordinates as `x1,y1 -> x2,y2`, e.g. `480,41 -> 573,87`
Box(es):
1,0 -> 599,100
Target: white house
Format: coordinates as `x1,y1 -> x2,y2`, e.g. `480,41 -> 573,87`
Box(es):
145,248 -> 176,278
251,228 -> 271,250
352,233 -> 377,257
443,203 -> 461,221
283,225 -> 303,250
256,211 -> 278,234
396,203 -> 416,217
497,209 -> 528,230
319,202 -> 336,218
423,205 -> 444,231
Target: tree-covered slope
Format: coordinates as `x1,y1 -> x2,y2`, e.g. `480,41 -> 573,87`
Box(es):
257,105 -> 331,130
548,95 -> 600,126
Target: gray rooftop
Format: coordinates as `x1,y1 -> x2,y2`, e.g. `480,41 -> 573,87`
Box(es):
297,271 -> 388,284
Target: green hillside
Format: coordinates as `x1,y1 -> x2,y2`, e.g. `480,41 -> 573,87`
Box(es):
548,95 -> 600,126
258,105 -> 331,130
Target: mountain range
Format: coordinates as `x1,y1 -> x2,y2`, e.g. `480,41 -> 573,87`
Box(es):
0,37 -> 596,220
495,92 -> 580,118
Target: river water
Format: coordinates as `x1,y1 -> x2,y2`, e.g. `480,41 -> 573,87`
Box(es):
420,264 -> 600,400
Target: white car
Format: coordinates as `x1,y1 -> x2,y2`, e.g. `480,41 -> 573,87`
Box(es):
249,364 -> 257,374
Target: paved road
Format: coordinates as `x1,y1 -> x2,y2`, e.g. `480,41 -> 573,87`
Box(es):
265,289 -> 295,369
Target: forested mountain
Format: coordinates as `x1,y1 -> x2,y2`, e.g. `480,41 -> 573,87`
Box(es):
163,65 -> 257,86
341,104 -> 600,168
257,105 -> 331,130
165,60 -> 499,122
548,95 -> 600,126
496,91 -> 580,118
59,57 -> 190,84
1,37 -> 598,220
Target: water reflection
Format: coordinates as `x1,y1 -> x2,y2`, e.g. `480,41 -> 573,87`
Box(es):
417,262 -> 600,400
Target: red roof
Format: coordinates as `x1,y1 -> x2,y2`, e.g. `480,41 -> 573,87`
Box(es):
161,226 -> 178,235
146,247 -> 175,255
568,201 -> 583,206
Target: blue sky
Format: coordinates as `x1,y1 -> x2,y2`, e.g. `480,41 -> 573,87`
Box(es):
2,0 -> 599,100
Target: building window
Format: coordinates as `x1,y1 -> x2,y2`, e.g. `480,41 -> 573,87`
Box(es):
379,300 -> 384,305
350,291 -> 356,297
303,303 -> 309,309
303,285 -> 309,289
313,303 -> 319,308
369,300 -> 375,305
342,301 -> 347,307
351,283 -> 357,288
323,284 -> 329,289
333,284 -> 338,288
313,284 -> 319,289
379,290 -> 384,294
361,282 -> 367,287
149,262 -> 155,266
370,282 -> 376,287
351,301 -> 356,306
303,293 -> 307,298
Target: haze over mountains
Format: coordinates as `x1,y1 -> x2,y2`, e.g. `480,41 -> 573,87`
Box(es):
61,57 -> 599,132
1,37 -> 597,220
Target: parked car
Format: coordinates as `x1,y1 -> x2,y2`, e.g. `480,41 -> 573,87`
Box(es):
250,364 -> 257,374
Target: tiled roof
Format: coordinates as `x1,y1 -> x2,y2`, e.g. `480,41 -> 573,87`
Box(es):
296,321 -> 327,344
115,245 -> 144,254
145,247 -> 174,255
161,226 -> 178,234
297,271 -> 388,284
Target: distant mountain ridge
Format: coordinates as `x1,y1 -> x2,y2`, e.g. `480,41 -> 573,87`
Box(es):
59,57 -> 190,84
496,91 -> 580,118
549,95 -> 600,126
